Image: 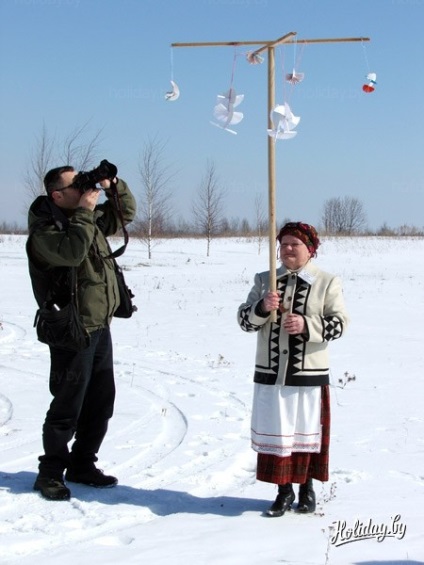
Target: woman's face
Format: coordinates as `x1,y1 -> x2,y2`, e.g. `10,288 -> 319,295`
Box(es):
279,234 -> 312,270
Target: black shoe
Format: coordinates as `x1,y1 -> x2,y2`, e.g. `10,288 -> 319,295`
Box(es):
33,476 -> 71,501
266,484 -> 295,517
65,467 -> 118,488
297,479 -> 316,513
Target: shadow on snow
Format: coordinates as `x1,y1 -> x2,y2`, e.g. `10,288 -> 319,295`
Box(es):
0,470 -> 268,517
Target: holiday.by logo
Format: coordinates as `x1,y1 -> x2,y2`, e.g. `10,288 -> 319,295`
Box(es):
330,514 -> 406,547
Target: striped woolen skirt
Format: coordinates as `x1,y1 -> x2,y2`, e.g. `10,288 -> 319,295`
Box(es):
256,385 -> 331,485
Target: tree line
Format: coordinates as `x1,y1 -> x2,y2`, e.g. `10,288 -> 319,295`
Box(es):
3,124 -> 423,251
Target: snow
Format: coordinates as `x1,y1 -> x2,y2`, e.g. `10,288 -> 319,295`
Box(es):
0,234 -> 423,565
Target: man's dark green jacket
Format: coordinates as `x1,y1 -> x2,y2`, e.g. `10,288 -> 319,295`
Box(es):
27,179 -> 137,333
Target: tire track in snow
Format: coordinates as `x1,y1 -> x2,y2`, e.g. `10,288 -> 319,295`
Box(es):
109,359 -> 253,493
0,339 -> 254,563
0,364 -> 47,465
108,377 -> 190,480
0,321 -> 28,344
0,357 -> 254,564
0,392 -> 13,427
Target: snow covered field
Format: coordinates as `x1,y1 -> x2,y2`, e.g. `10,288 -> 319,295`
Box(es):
0,234 -> 423,565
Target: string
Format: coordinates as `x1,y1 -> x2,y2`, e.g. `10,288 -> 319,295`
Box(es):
292,35 -> 298,72
229,46 -> 238,91
281,45 -> 295,104
295,41 -> 306,73
279,40 -> 307,105
279,45 -> 287,103
169,47 -> 174,82
361,39 -> 371,73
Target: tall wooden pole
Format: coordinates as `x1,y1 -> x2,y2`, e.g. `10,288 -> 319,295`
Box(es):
172,34 -> 370,323
267,45 -> 277,321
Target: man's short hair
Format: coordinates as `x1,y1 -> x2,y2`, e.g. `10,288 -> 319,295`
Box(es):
44,166 -> 75,194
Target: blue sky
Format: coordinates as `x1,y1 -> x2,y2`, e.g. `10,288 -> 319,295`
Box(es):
0,0 -> 423,230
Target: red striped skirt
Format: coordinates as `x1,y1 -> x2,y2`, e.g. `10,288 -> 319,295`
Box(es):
256,385 -> 331,485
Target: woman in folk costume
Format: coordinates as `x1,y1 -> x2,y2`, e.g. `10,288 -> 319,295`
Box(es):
237,222 -> 349,516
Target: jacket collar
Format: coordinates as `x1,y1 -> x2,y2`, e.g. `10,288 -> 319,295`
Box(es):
276,260 -> 319,284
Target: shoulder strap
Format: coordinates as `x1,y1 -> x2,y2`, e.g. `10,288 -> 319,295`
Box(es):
104,180 -> 129,259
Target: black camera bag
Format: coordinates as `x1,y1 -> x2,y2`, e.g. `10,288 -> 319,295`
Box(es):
112,261 -> 137,318
34,270 -> 91,351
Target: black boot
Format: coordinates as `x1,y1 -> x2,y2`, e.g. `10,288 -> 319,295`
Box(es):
266,483 -> 295,517
297,478 -> 316,513
65,465 -> 118,488
33,475 -> 71,501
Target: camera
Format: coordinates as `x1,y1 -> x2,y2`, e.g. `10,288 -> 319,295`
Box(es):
71,160 -> 118,192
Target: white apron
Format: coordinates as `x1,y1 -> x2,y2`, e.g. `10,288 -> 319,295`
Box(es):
251,384 -> 322,457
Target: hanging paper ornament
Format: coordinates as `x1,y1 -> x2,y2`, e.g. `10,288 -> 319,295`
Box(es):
164,48 -> 180,101
246,51 -> 264,65
210,88 -> 244,135
165,80 -> 180,101
211,48 -> 244,134
361,40 -> 376,93
285,70 -> 305,85
267,102 -> 300,140
268,44 -> 304,139
362,72 -> 377,93
284,37 -> 305,85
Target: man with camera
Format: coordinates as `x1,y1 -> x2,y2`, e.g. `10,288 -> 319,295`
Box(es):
26,161 -> 136,501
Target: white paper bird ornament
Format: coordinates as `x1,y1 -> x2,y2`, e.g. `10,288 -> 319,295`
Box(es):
165,80 -> 180,101
267,102 -> 300,140
210,88 -> 244,135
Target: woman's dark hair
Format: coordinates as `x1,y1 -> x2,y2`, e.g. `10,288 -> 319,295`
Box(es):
44,166 -> 74,194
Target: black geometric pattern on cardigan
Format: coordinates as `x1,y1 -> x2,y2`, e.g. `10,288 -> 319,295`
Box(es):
261,276 -> 287,374
239,306 -> 262,333
287,278 -> 310,375
321,316 -> 343,341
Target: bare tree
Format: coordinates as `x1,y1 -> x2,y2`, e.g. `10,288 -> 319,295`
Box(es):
60,121 -> 104,172
240,218 -> 251,235
136,136 -> 175,259
24,122 -> 55,202
321,196 -> 367,235
24,121 -> 104,207
230,217 -> 241,234
220,216 -> 232,236
192,161 -> 225,257
254,192 -> 267,254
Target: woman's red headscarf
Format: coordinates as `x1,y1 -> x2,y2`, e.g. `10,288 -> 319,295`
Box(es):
276,222 -> 321,257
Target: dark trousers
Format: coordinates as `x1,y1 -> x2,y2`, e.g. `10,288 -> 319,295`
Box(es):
38,327 -> 115,479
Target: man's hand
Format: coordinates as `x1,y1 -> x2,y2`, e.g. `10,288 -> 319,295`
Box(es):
79,189 -> 101,211
99,178 -> 117,190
